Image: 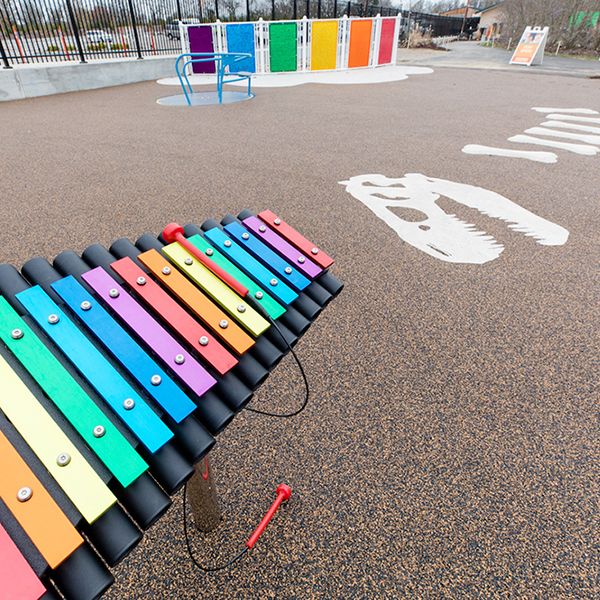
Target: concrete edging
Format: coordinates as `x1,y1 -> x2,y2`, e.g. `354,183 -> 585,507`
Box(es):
0,56 -> 174,101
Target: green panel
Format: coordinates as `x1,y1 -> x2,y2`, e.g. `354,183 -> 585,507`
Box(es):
187,235 -> 286,320
269,22 -> 297,72
0,296 -> 147,488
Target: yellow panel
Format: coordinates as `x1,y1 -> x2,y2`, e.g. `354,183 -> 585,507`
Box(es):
311,21 -> 338,71
0,355 -> 116,523
162,242 -> 270,337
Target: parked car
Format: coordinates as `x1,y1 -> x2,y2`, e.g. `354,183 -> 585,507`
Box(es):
86,29 -> 113,45
165,19 -> 199,40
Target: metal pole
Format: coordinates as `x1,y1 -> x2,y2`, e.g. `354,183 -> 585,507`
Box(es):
317,0 -> 321,18
177,0 -> 182,21
271,0 -> 275,20
126,0 -> 143,59
306,0 -> 309,18
346,1 -> 350,17
293,0 -> 297,20
64,0 -> 86,63
460,0 -> 469,36
0,36 -> 11,68
333,0 -> 337,18
246,0 -> 250,20
214,0 -> 219,20
187,458 -> 221,532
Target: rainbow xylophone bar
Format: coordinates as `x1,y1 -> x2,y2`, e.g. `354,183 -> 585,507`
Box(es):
0,210 -> 342,600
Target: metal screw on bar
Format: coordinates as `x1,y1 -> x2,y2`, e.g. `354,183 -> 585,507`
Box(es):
11,328 -> 23,340
298,256 -> 306,264
199,336 -> 209,346
80,300 -> 92,311
151,374 -> 162,386
123,398 -> 135,410
274,218 -> 281,225
284,267 -> 293,274
270,278 -> 278,286
17,487 -> 32,502
184,257 -> 193,265
48,314 -> 59,324
64,0 -> 86,63
311,247 -> 319,255
136,276 -> 146,286
162,266 -> 171,275
219,319 -> 229,329
242,233 -> 250,240
56,453 -> 71,467
259,225 -> 266,232
205,248 -> 214,256
109,288 -> 119,298
126,0 -> 143,60
237,304 -> 246,313
224,240 -> 232,247
255,291 -> 263,299
174,354 -> 185,365
93,425 -> 106,438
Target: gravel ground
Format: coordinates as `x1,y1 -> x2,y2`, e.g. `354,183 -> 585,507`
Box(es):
0,67 -> 598,598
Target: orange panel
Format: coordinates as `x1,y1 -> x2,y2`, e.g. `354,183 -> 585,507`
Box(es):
348,19 -> 373,68
138,249 -> 255,355
0,431 -> 83,569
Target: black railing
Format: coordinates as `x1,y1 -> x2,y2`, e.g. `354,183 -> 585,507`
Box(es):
3,0 -> 464,68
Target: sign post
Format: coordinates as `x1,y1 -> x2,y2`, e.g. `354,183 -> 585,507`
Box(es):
510,26 -> 549,66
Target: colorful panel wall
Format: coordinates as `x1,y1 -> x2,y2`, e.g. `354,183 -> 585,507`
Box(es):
188,25 -> 215,74
226,24 -> 256,73
311,21 -> 338,71
348,19 -> 373,68
378,18 -> 396,65
269,23 -> 297,72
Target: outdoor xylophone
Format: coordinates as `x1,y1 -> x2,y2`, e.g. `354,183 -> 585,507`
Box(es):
0,210 -> 343,600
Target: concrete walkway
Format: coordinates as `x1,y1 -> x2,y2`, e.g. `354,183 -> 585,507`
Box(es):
398,40 -> 600,78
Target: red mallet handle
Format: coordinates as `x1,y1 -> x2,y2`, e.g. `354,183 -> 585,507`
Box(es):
162,223 -> 248,298
246,484 -> 292,550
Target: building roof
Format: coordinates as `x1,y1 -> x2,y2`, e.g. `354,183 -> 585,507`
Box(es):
475,2 -> 504,15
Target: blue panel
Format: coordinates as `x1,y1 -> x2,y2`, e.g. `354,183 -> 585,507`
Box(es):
203,227 -> 298,305
16,286 -> 174,454
223,222 -> 311,291
52,276 -> 196,424
226,24 -> 256,73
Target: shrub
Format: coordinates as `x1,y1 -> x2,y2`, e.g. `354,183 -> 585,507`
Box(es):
88,42 -> 106,51
110,42 -> 129,50
48,44 -> 59,52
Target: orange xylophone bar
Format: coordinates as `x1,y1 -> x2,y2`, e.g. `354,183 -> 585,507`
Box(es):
137,233 -> 307,351
0,418 -> 115,599
0,264 -> 199,502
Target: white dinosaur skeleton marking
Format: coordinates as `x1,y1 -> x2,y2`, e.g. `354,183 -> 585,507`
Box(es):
462,144 -> 557,163
463,107 -> 600,163
339,173 -> 568,265
509,134 -> 599,155
524,126 -> 600,146
541,120 -> 600,134
546,114 -> 600,125
532,107 -> 599,114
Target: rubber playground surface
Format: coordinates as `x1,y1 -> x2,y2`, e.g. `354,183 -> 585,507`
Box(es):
0,62 -> 598,597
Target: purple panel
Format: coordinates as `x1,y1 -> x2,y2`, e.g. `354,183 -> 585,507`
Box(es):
82,268 -> 216,398
242,216 -> 323,279
188,25 -> 215,74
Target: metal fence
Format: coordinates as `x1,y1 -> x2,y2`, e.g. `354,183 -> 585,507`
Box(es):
0,0 -> 398,66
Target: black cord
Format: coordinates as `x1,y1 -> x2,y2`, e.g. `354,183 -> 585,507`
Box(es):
183,483 -> 249,573
244,298 -> 310,418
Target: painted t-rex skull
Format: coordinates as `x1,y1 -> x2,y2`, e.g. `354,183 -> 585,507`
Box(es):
339,173 -> 569,264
